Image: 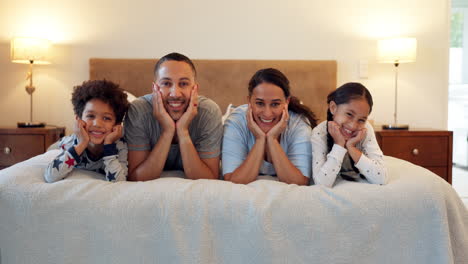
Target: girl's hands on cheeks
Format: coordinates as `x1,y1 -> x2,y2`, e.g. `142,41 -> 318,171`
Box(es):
246,104 -> 265,140
327,121 -> 346,147
104,124 -> 123,145
346,128 -> 367,149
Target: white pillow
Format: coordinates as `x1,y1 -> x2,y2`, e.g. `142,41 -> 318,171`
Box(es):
125,91 -> 137,102
222,104 -> 236,124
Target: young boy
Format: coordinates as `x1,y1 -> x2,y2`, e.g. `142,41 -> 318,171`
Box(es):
44,80 -> 129,183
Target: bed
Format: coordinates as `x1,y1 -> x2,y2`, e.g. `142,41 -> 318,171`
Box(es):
0,58 -> 467,264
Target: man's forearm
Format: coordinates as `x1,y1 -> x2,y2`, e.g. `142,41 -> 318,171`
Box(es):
129,131 -> 173,181
178,131 -> 217,180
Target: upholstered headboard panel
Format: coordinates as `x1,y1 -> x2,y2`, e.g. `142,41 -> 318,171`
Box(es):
89,58 -> 337,121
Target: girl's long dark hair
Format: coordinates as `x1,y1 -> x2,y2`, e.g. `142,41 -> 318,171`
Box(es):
248,68 -> 317,127
326,82 -> 373,177
326,82 -> 373,152
327,82 -> 374,152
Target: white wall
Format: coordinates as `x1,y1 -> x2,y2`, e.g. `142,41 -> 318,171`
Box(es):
0,0 -> 450,134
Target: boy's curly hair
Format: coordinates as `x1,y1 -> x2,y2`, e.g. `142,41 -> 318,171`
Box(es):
71,80 -> 129,123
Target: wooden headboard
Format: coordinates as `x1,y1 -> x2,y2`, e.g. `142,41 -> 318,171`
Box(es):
90,59 -> 337,121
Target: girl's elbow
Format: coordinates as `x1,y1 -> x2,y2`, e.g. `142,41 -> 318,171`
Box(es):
380,172 -> 389,185
313,177 -> 334,188
370,170 -> 388,185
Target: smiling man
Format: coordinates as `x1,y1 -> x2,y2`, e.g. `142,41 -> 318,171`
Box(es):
124,53 -> 223,181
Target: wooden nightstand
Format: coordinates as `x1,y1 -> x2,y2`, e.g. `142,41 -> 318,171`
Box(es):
375,129 -> 453,184
0,126 -> 65,169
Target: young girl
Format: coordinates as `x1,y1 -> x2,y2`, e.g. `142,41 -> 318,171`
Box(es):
311,82 -> 387,187
44,80 -> 129,183
222,68 -> 317,185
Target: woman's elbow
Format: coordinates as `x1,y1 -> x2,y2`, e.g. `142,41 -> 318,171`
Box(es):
291,176 -> 309,186
224,173 -> 253,184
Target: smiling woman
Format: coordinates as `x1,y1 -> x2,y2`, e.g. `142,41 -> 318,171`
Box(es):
222,68 -> 316,185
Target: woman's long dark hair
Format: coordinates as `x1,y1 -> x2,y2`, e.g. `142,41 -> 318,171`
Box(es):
326,82 -> 373,152
248,68 -> 317,127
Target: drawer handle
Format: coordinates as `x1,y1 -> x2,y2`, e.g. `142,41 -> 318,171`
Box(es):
4,147 -> 11,155
412,148 -> 419,156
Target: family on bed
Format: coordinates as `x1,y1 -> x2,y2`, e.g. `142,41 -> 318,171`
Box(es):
44,52 -> 388,187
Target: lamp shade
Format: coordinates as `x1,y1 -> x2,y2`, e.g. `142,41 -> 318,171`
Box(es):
11,37 -> 51,64
377,38 -> 417,64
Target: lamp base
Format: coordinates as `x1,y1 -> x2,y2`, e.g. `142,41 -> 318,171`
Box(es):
17,122 -> 46,128
382,124 -> 409,130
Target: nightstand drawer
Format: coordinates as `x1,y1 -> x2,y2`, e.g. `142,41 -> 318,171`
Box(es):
0,126 -> 65,169
375,129 -> 453,184
379,136 -> 448,167
0,134 -> 45,166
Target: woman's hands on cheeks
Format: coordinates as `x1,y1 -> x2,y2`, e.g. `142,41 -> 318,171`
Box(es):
266,103 -> 289,140
246,104 -> 265,140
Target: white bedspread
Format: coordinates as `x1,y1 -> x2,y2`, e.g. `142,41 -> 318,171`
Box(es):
1,150 -> 467,264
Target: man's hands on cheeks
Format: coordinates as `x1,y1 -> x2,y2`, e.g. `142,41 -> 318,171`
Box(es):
74,118 -> 89,155
266,104 -> 289,141
176,85 -> 198,138
104,124 -> 123,145
327,121 -> 346,147
152,83 -> 176,135
246,104 -> 266,140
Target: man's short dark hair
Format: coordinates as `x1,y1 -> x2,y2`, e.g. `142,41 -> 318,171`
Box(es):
71,80 -> 129,123
154,52 -> 197,79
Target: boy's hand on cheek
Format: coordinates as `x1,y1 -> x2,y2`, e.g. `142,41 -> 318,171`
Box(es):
104,124 -> 123,145
346,128 -> 367,148
74,119 -> 90,155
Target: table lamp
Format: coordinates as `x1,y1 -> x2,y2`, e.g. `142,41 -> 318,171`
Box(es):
11,37 -> 51,128
377,37 -> 417,130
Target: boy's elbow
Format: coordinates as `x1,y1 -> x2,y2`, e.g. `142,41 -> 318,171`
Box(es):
44,173 -> 58,183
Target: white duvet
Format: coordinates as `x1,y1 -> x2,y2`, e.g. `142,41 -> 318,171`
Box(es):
0,150 -> 467,264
